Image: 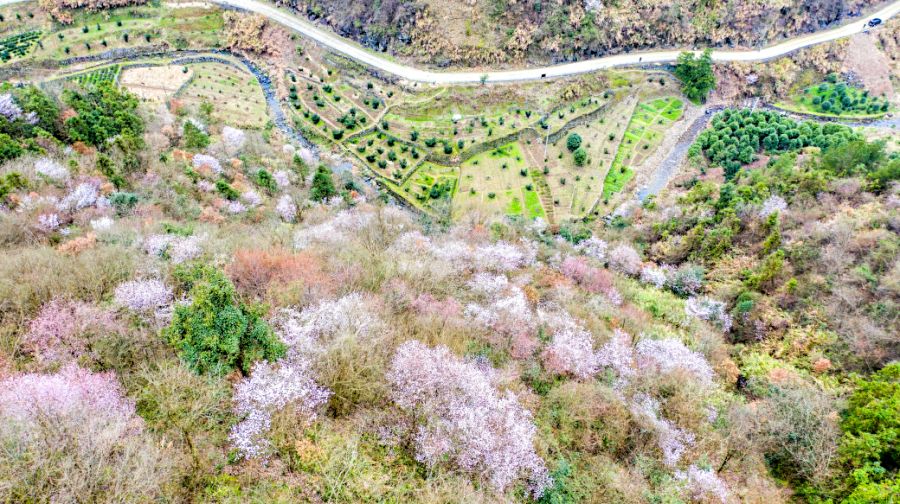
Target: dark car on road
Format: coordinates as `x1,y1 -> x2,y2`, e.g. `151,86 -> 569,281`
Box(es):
868,18 -> 882,27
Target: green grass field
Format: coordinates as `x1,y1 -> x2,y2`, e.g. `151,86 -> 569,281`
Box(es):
178,63 -> 268,128
455,142 -> 544,218
65,65 -> 120,88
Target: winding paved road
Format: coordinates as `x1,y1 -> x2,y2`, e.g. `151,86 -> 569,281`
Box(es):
2,0 -> 899,83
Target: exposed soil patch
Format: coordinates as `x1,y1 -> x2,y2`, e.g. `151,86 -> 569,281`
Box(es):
120,65 -> 193,101
842,32 -> 893,98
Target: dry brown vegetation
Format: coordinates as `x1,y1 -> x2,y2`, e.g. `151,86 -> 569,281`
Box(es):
37,0 -> 147,23
223,11 -> 291,57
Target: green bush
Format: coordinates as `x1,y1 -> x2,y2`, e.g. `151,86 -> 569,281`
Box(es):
165,265 -> 285,375
109,192 -> 139,215
63,83 -> 143,148
0,132 -> 23,162
566,133 -> 582,152
310,165 -> 337,201
255,169 -> 277,193
215,180 -> 239,200
182,121 -> 209,150
573,147 -> 587,166
828,363 -> 900,502
673,49 -> 716,103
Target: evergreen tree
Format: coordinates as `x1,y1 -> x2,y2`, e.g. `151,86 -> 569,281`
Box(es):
310,164 -> 337,201
674,49 -> 716,103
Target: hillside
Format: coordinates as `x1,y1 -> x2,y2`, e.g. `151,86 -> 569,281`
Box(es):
274,0 -> 887,67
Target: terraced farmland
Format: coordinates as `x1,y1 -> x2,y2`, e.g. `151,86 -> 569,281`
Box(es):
602,97 -> 683,201
67,65 -> 120,87
0,30 -> 39,61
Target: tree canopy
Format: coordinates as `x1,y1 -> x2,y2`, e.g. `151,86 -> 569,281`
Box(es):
674,49 -> 716,103
63,82 -> 143,148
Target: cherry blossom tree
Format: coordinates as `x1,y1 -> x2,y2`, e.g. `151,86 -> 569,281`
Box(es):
222,126 -> 246,155
0,365 -> 173,501
113,279 -> 172,313
387,340 -> 551,497
23,299 -> 121,366
230,357 -> 330,459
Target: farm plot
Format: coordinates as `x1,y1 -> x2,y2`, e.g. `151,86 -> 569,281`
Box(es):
0,30 -> 39,62
120,64 -> 192,102
531,96 -> 636,219
601,97 -> 683,201
293,79 -> 380,136
29,6 -> 222,61
32,18 -> 156,60
66,65 -> 120,87
382,86 -> 544,148
399,162 -> 459,212
540,95 -> 609,133
0,6 -> 46,38
455,142 -> 544,219
349,130 -> 422,181
177,63 -> 268,128
383,108 -> 530,150
780,79 -> 890,118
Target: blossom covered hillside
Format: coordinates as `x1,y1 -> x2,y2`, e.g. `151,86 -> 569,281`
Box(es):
0,74 -> 896,503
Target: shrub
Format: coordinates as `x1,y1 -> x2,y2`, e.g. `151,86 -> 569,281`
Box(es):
387,340 -> 551,497
109,191 -> 139,215
182,121 -> 210,149
573,147 -> 587,166
133,360 -> 232,487
0,246 -> 134,329
226,248 -> 332,300
310,165 -> 337,201
830,363 -> 900,500
165,265 -> 285,375
215,179 -> 239,200
0,365 -> 174,502
566,133 -> 582,152
757,382 -> 840,483
254,168 -> 277,193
